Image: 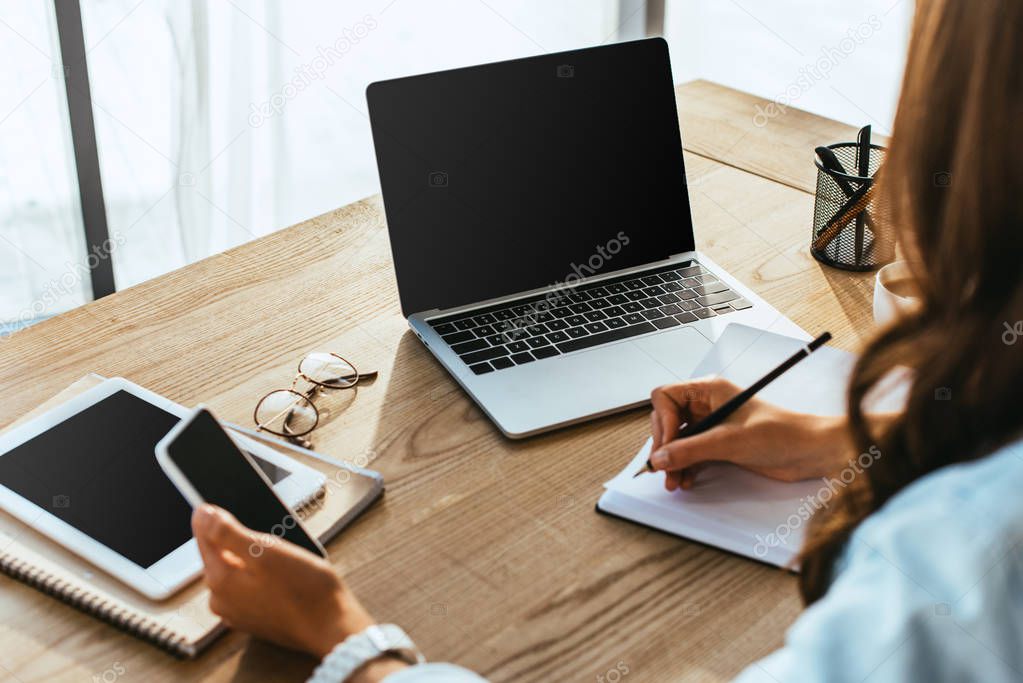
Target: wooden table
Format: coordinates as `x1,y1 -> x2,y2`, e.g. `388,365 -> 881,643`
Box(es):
0,81 -> 885,683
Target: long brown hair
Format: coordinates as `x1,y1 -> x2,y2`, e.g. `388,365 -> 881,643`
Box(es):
798,0 -> 1023,603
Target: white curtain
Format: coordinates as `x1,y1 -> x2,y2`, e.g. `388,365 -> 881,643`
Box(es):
2,0 -> 621,328
167,0 -> 289,264
664,0 -> 913,134
168,0 -> 211,262
116,0 -> 621,287
0,1 -> 90,329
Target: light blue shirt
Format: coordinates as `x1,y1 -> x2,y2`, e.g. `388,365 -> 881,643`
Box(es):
387,664 -> 488,682
385,438 -> 1023,682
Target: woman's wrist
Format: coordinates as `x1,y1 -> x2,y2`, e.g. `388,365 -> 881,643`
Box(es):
808,413 -> 855,471
308,588 -> 377,659
754,409 -> 852,481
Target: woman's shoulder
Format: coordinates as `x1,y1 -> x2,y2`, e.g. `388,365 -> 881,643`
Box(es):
839,435 -> 1023,602
739,439 -> 1023,683
855,436 -> 1023,544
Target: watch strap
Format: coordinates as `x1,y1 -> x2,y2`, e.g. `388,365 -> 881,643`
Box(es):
307,624 -> 424,683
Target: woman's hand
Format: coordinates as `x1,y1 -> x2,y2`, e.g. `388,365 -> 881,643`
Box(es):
649,377 -> 849,490
191,505 -> 409,681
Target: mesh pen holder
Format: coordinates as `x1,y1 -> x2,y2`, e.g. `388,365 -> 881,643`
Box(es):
811,142 -> 892,271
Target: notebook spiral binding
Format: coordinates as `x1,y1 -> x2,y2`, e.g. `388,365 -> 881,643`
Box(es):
0,481 -> 327,659
294,485 -> 327,519
0,552 -> 191,658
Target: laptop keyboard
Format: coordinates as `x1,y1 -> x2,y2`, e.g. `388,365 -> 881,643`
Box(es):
427,260 -> 751,375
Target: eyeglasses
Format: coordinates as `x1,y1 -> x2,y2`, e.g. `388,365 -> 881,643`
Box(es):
254,352 -> 376,447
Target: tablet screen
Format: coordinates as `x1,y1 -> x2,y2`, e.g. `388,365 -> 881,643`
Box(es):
0,390 -> 289,568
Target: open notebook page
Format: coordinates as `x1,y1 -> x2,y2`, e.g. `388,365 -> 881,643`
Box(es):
601,324 -> 906,568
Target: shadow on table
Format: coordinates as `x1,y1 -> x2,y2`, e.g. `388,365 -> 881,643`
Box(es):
369,328 -> 652,479
369,329 -> 498,478
815,261 -> 878,348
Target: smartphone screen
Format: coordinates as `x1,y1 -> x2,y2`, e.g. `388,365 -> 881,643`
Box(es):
164,409 -> 324,557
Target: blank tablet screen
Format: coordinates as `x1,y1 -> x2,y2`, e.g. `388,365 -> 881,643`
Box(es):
0,390 -> 289,568
0,391 -> 190,567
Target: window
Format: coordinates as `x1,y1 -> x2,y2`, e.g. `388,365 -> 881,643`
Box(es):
664,0 -> 912,132
2,1 -> 911,334
1,0 -> 628,331
1,1 -> 88,332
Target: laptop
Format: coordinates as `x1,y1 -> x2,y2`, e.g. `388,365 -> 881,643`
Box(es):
366,38 -> 806,438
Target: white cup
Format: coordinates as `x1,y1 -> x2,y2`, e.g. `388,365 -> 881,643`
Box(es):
873,261 -> 919,325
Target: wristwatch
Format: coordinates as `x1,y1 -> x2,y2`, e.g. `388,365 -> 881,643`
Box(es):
307,624 -> 425,683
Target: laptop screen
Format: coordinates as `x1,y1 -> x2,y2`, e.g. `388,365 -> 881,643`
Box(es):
367,38 -> 695,317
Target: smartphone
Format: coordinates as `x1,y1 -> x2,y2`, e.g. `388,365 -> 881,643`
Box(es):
155,407 -> 326,557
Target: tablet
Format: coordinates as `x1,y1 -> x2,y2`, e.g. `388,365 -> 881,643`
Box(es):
0,378 -> 325,600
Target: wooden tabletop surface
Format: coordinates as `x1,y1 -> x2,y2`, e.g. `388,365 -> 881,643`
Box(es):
0,80 -> 883,683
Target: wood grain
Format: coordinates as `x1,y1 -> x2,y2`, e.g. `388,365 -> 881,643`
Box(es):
676,80 -> 890,195
0,81 -> 880,683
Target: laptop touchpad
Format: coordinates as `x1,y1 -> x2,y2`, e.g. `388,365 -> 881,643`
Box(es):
631,327 -> 714,381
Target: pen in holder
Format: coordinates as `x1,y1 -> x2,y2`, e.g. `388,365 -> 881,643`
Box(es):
811,128 -> 892,271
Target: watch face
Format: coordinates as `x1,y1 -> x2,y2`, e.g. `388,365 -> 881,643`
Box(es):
367,624 -> 424,665
365,625 -> 390,651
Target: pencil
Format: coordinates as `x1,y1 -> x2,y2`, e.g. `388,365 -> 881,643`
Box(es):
812,184 -> 875,253
633,331 -> 833,478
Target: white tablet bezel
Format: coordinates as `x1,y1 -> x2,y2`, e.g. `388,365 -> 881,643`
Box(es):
0,377 -> 325,601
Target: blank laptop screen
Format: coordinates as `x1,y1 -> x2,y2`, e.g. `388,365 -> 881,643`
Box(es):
367,38 -> 695,317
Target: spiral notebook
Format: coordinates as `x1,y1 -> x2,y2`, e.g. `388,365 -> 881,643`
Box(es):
0,375 -> 383,658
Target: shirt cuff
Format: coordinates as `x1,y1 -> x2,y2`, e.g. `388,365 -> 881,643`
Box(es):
384,662 -> 489,682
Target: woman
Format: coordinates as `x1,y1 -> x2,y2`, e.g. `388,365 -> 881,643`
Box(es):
193,1 -> 1023,680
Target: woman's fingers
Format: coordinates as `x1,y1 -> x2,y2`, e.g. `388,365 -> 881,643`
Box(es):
650,377 -> 735,445
192,505 -> 269,580
650,387 -> 683,450
208,593 -> 230,622
194,505 -> 332,588
663,465 -> 705,491
652,380 -> 714,486
679,467 -> 702,490
188,504 -> 373,658
195,506 -> 286,628
194,505 -> 257,554
206,567 -> 264,628
258,530 -> 333,579
192,507 -> 231,579
649,427 -> 736,472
